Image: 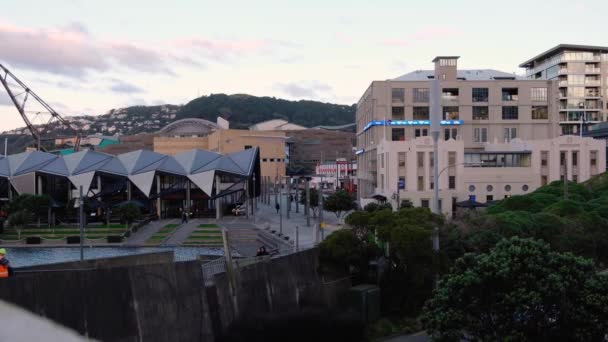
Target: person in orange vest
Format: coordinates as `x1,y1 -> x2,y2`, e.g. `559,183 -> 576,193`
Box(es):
0,249 -> 10,278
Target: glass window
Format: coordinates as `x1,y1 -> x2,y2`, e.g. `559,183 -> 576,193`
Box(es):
391,88 -> 405,102
415,128 -> 428,137
244,145 -> 252,149
417,152 -> 424,168
449,152 -> 456,166
532,106 -> 548,119
541,151 -> 548,166
443,106 -> 459,120
444,128 -> 458,141
486,195 -> 494,202
449,176 -> 456,189
418,176 -> 424,191
472,88 -> 488,102
504,128 -> 517,142
413,107 -> 429,120
439,58 -> 457,66
473,128 -> 488,143
572,151 -> 578,166
392,128 -> 405,141
429,152 -> 434,168
486,185 -> 493,192
472,106 -> 489,120
442,88 -> 459,100
505,184 -> 511,191
468,185 -> 476,192
392,106 -> 405,120
420,199 -> 429,207
541,175 -> 548,185
531,87 -> 547,101
398,152 -> 406,167
567,74 -> 585,85
413,88 -> 429,102
522,184 -> 529,192
591,151 -> 597,166
567,87 -> 585,97
502,106 -> 519,120
502,88 -> 519,101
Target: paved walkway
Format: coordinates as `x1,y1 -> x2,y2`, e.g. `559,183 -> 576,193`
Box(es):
252,191 -> 350,247
162,219 -> 201,246
124,219 -> 178,246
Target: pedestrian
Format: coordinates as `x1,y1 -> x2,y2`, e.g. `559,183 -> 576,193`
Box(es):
275,202 -> 280,214
181,210 -> 188,224
0,249 -> 11,278
256,246 -> 269,256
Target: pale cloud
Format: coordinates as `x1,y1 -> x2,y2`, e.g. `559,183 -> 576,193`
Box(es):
0,93 -> 12,106
109,79 -> 144,94
273,81 -> 332,99
335,32 -> 354,44
380,26 -> 462,47
0,20 -> 177,77
175,37 -> 295,62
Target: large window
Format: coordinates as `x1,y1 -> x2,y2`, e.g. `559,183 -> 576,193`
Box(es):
532,106 -> 548,119
413,88 -> 429,102
439,58 -> 457,66
502,88 -> 519,101
417,176 -> 424,191
448,176 -> 456,189
442,88 -> 459,101
504,127 -> 517,142
567,75 -> 585,85
417,152 -> 424,168
473,127 -> 488,143
531,87 -> 547,101
444,128 -> 458,140
398,152 -> 406,167
415,128 -> 428,137
472,88 -> 489,102
443,106 -> 459,120
392,128 -> 405,141
473,106 -> 489,120
392,88 -> 405,102
464,152 -> 531,167
413,106 -> 429,120
392,106 -> 405,120
567,87 -> 585,97
502,106 -> 519,120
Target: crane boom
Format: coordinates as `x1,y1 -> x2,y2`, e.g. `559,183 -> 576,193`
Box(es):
0,64 -> 81,152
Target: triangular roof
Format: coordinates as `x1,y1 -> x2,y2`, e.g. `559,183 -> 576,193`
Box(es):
174,149 -> 222,174
0,157 -> 10,177
63,150 -> 114,175
226,148 -> 257,175
8,151 -> 57,176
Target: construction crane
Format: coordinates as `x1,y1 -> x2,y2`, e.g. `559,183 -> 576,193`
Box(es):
0,64 -> 81,152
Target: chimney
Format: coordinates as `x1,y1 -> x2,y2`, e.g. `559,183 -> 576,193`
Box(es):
432,56 -> 459,81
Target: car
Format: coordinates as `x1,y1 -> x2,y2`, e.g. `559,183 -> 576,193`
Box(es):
232,204 -> 246,216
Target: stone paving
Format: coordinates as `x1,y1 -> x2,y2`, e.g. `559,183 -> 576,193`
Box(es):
162,219 -> 201,246
124,219 -> 179,246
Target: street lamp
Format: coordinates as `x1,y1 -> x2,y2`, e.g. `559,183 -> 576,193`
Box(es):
578,102 -> 586,137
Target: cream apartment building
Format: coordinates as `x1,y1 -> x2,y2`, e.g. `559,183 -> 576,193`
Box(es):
357,55 -> 606,215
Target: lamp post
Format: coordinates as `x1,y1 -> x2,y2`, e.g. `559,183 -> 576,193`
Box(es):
579,102 -> 586,138
430,79 -> 441,252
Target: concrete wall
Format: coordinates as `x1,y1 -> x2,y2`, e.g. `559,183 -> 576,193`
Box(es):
18,251 -> 174,271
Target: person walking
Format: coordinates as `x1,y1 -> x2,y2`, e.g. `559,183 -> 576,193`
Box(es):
0,249 -> 11,278
275,202 -> 280,214
181,210 -> 188,224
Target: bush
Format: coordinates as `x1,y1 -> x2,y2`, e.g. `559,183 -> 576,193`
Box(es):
25,236 -> 41,244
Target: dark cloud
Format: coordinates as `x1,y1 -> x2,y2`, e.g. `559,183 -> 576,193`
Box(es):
110,79 -> 144,94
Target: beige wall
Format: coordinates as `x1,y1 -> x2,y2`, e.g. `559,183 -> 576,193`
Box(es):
208,129 -> 287,180
153,136 -> 209,155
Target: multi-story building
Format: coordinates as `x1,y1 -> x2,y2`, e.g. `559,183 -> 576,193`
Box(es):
520,44 -> 608,135
357,55 -> 606,215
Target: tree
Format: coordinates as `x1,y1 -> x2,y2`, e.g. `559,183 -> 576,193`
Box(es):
117,203 -> 141,227
323,190 -> 355,220
422,237 -> 608,341
364,202 -> 392,212
7,209 -> 31,239
299,188 -> 320,217
6,194 -> 51,227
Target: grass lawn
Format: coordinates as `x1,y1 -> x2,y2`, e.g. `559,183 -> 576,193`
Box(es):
0,226 -> 127,241
145,223 -> 180,246
184,224 -> 222,246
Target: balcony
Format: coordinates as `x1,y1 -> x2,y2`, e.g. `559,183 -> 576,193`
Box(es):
558,68 -> 569,75
558,80 -> 568,87
585,80 -> 601,87
585,68 -> 601,74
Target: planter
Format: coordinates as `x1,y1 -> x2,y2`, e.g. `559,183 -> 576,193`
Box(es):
66,236 -> 80,244
107,235 -> 123,243
26,236 -> 42,244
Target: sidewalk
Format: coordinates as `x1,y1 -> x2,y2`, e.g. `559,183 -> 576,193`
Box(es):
124,219 -> 178,246
162,219 -> 201,246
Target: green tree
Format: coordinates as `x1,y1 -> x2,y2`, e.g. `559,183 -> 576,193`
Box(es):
299,188 -> 320,217
422,237 -> 608,341
324,190 -> 355,220
7,209 -> 31,239
117,203 -> 141,227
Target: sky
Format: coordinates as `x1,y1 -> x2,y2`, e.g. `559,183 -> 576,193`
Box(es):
0,0 -> 606,130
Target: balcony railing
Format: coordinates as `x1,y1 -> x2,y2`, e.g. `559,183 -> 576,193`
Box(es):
585,80 -> 601,86
585,68 -> 601,73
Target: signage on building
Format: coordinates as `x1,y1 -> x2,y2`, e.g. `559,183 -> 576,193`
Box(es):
398,179 -> 405,189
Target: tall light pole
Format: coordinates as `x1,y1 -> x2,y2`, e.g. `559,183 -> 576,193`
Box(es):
430,79 -> 441,252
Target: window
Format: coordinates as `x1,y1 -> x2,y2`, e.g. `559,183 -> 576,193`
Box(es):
398,152 -> 406,167
541,175 -> 548,185
391,88 -> 405,102
421,199 -> 429,208
486,184 -> 493,192
392,128 -> 405,141
417,152 -> 424,168
444,128 -> 458,140
502,88 -> 519,101
504,128 -> 517,142
262,158 -> 268,162
572,151 -> 578,166
573,175 -> 578,183
244,145 -> 252,149
560,151 -> 566,166
392,106 -> 405,120
532,106 -> 548,119
449,152 -> 456,166
472,88 -> 488,102
472,106 -> 489,120
541,151 -> 548,166
486,195 -> 494,202
468,185 -> 476,192
415,128 -> 428,137
531,87 -> 547,101
439,58 -> 457,66
502,106 -> 519,120
413,107 -> 429,120
522,184 -> 529,191
442,88 -> 459,101
380,174 -> 384,190
591,151 -> 598,166
505,184 -> 511,192
270,158 -> 275,162
429,152 -> 434,168
473,127 -> 488,143
443,106 -> 459,120
417,176 -> 424,191
413,88 -> 429,102
449,176 -> 456,189
381,153 -> 385,168
398,176 -> 405,189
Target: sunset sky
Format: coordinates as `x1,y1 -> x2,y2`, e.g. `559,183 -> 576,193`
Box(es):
0,0 -> 605,130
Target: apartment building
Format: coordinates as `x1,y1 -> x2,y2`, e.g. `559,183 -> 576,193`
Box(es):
520,44 -> 608,135
357,55 -> 606,215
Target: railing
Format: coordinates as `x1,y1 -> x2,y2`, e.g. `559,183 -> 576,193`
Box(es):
585,80 -> 601,86
585,68 -> 601,73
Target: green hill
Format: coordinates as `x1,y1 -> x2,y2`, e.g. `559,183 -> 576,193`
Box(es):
176,94 -> 355,129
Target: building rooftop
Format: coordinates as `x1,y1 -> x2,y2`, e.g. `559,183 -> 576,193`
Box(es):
393,69 -> 519,81
432,56 -> 460,62
519,44 -> 608,68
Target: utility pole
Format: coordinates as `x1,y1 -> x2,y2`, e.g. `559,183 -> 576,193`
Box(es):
252,174 -> 256,224
79,186 -> 84,261
305,178 -> 310,227
295,177 -> 299,214
286,177 -> 290,219
430,79 -> 441,253
564,152 -> 568,199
